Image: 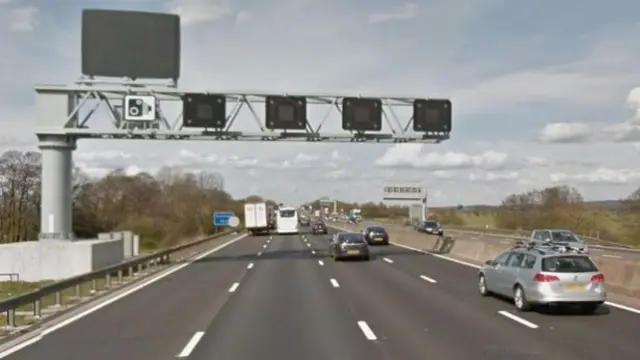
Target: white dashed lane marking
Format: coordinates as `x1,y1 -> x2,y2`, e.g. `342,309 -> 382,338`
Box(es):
330,278 -> 340,288
357,321 -> 378,340
497,310 -> 538,329
247,263 -> 254,270
419,275 -> 437,283
318,260 -> 324,266
228,282 -> 240,293
177,331 -> 205,357
383,257 -> 394,264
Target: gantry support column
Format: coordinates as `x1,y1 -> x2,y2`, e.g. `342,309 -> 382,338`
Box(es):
38,135 -> 77,240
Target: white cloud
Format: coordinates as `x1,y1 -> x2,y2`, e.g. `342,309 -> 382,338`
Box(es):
369,3 -> 418,24
550,168 -> 640,185
167,0 -> 234,26
538,122 -> 593,143
7,6 -> 38,31
375,144 -> 508,170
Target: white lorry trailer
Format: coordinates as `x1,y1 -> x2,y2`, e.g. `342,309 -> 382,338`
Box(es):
244,202 -> 270,236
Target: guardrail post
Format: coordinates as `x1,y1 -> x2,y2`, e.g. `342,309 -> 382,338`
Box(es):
75,284 -> 81,299
55,291 -> 62,307
91,279 -> 97,294
105,273 -> 111,288
6,309 -> 15,327
137,263 -> 143,273
117,269 -> 123,284
128,265 -> 134,277
34,299 -> 42,318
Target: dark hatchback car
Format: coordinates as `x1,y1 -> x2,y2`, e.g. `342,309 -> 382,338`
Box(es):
312,221 -> 328,234
329,232 -> 370,261
415,220 -> 443,236
363,225 -> 389,245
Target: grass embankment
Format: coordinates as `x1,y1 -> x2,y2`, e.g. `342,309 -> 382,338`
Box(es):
378,209 -> 637,246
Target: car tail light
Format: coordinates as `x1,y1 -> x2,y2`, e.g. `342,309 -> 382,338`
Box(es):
533,273 -> 560,282
591,273 -> 605,283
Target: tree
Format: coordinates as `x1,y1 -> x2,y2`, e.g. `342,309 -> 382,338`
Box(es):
0,149 -> 270,248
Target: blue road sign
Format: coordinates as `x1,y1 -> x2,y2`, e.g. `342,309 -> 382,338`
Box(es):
213,211 -> 235,226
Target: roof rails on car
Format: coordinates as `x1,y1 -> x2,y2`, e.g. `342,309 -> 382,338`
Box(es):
511,240 -> 587,255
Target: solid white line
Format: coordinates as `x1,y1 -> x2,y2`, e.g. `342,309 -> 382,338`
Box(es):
329,224 -> 640,316
357,321 -> 377,340
0,233 -> 249,359
602,254 -> 622,259
318,260 -> 324,266
247,263 -> 254,269
228,282 -> 240,292
177,331 -> 205,357
497,310 -> 539,329
383,257 -> 394,264
419,275 -> 437,283
330,278 -> 340,288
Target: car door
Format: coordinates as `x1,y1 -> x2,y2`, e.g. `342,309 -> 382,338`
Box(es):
502,252 -> 526,293
485,251 -> 514,296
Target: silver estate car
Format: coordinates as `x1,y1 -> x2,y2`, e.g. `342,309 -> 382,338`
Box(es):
478,241 -> 606,314
329,232 -> 370,261
530,229 -> 589,253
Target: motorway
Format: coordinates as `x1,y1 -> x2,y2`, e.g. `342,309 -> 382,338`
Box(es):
369,221 -> 640,261
2,228 -> 640,359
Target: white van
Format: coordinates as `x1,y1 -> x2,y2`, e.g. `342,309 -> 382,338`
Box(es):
276,207 -> 299,234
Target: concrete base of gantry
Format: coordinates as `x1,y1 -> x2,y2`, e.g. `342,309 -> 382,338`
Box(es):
0,232 -> 138,282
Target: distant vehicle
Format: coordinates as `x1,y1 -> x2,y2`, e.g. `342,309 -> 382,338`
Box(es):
244,202 -> 270,236
299,216 -> 311,227
329,232 -> 370,261
530,229 -> 588,253
363,225 -> 389,245
478,241 -> 606,314
415,220 -> 443,236
276,206 -> 299,234
311,220 -> 328,234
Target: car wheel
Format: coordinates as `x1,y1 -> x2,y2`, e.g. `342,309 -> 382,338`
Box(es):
478,274 -> 490,296
513,285 -> 531,311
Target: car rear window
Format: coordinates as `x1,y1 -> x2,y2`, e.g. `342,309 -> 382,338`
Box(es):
541,256 -> 598,273
423,221 -> 439,227
369,227 -> 385,232
340,233 -> 365,243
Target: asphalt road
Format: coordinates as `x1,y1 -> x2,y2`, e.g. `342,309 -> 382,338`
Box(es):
2,229 -> 640,359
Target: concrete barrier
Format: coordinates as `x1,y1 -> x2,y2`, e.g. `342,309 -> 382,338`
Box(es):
0,230 -> 142,282
338,222 -> 640,299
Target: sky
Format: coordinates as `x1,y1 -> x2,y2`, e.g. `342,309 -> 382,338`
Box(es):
2,0 -> 640,207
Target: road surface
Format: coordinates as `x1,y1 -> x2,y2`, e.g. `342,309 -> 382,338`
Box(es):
2,230 -> 640,359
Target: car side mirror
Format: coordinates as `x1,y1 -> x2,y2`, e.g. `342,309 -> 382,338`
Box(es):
484,260 -> 493,266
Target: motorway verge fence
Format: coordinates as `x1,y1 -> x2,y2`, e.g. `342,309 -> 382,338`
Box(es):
0,228 -> 244,333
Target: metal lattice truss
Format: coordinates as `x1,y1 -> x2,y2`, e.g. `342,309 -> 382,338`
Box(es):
36,79 -> 450,143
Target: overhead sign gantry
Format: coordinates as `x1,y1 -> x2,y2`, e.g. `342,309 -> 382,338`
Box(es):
35,8 -> 453,240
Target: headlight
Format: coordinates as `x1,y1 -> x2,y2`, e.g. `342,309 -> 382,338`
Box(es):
369,232 -> 375,238
426,228 -> 432,231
